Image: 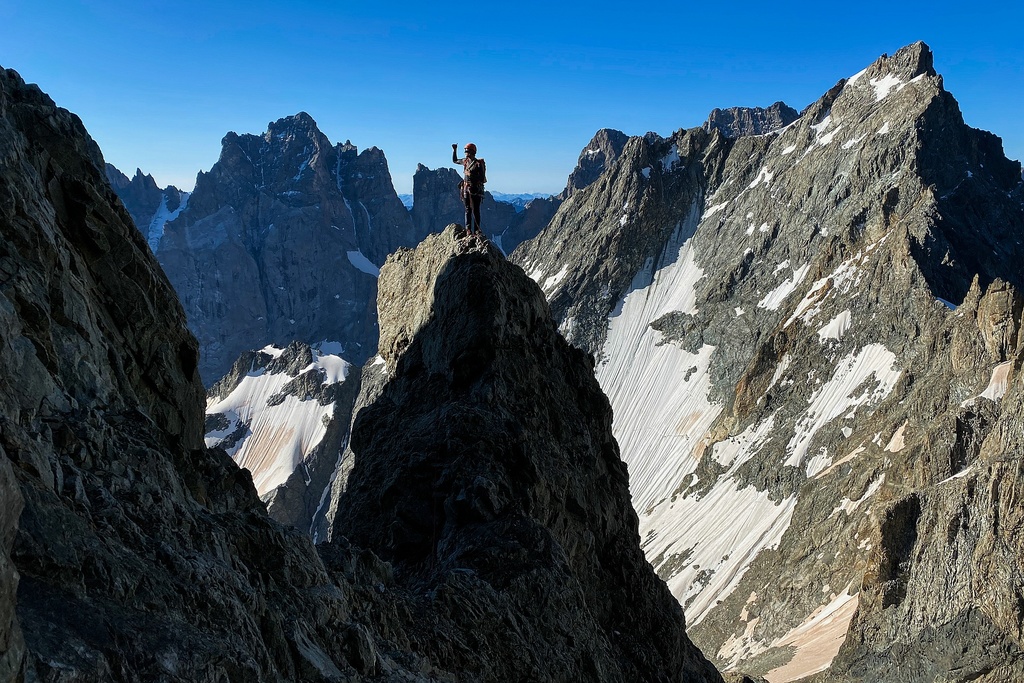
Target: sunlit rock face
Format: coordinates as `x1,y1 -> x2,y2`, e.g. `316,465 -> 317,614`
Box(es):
702,102 -> 799,138
512,42 -> 1024,682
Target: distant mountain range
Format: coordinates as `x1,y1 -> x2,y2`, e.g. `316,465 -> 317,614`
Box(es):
398,191 -> 551,211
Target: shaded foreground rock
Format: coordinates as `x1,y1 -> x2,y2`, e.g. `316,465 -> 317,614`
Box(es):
333,224 -> 721,682
0,67 -> 721,682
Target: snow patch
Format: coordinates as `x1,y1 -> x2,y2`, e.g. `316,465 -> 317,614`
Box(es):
764,588 -> 860,683
846,67 -> 868,86
841,134 -> 867,150
748,167 -> 774,189
884,421 -> 908,453
758,264 -> 811,310
346,250 -> 379,277
810,115 -> 832,137
818,124 -> 843,146
661,145 -> 682,170
870,73 -> 905,101
962,361 -> 1013,406
831,476 -> 885,517
817,310 -> 852,342
705,201 -> 729,218
542,264 -> 570,294
145,192 -> 190,252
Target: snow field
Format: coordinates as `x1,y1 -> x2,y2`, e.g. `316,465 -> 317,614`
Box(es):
596,203 -> 799,626
206,346 -> 351,495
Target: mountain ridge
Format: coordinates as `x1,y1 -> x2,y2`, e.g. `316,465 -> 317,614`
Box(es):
511,40 -> 1024,681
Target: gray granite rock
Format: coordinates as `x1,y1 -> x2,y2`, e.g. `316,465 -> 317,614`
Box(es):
702,102 -> 799,138
131,113 -> 416,383
511,41 -> 1024,681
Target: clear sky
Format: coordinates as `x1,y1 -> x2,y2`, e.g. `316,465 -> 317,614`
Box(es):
2,1 -> 1021,195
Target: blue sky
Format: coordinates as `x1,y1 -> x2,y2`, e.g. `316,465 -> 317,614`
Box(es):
2,1 -> 1021,194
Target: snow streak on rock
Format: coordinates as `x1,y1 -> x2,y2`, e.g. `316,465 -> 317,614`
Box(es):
786,344 -> 902,476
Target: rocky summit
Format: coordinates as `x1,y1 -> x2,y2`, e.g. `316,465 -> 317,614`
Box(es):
408,163 -> 557,254
702,102 -> 799,138
512,41 -> 1024,681
118,112 -> 420,383
0,66 -> 722,683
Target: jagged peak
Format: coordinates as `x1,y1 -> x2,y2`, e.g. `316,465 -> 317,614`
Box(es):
561,128 -> 631,198
334,222 -> 721,681
702,101 -> 799,137
104,162 -> 131,189
413,163 -> 458,175
262,111 -> 330,148
580,128 -> 629,156
877,41 -> 935,81
841,41 -> 938,95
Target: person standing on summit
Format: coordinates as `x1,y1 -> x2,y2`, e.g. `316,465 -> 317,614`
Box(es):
452,142 -> 486,237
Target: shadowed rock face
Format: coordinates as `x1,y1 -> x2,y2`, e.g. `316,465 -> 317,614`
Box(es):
103,164 -> 186,252
333,224 -> 722,682
1,68 -> 722,683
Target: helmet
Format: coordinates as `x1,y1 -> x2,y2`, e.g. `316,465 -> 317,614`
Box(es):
464,143 -> 477,154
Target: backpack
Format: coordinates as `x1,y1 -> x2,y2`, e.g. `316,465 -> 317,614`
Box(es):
467,158 -> 487,188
